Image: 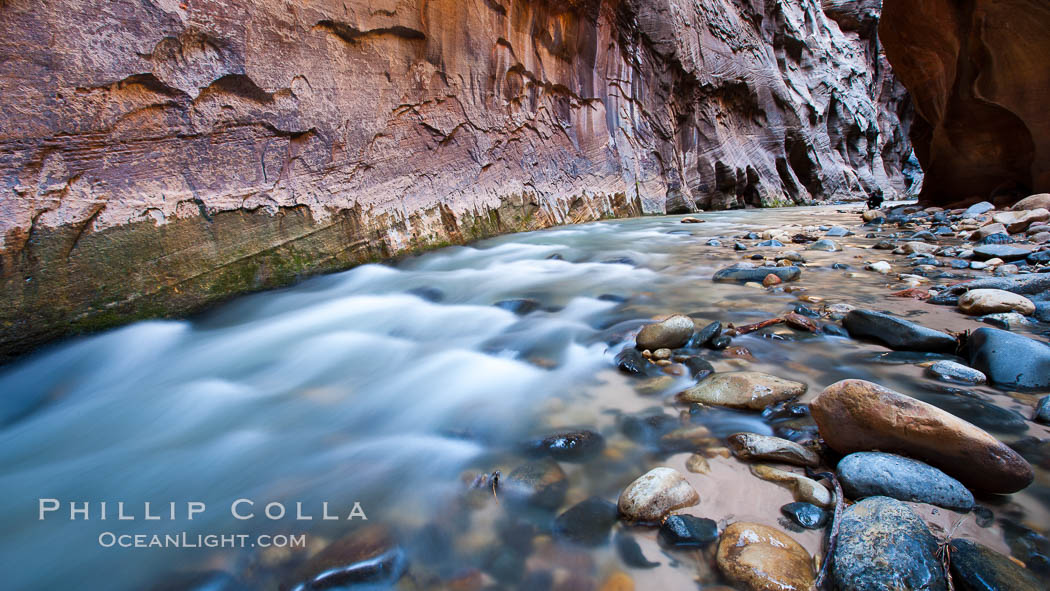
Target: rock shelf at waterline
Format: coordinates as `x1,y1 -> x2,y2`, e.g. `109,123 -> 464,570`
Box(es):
2,203 -> 1049,591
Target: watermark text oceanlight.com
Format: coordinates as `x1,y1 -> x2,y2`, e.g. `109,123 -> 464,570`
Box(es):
97,532 -> 306,549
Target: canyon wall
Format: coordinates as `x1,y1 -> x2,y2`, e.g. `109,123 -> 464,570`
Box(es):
0,0 -> 916,358
881,0 -> 1050,206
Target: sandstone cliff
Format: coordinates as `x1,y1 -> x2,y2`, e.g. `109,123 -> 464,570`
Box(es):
881,0 -> 1050,206
0,0 -> 915,358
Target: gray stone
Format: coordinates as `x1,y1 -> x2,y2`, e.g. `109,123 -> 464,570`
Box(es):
825,226 -> 850,237
964,201 -> 995,217
837,452 -> 974,511
843,309 -> 957,353
1034,396 -> 1050,424
973,244 -> 1035,261
712,264 -> 801,283
967,327 -> 1050,389
926,360 -> 987,384
832,497 -> 947,591
808,239 -> 838,251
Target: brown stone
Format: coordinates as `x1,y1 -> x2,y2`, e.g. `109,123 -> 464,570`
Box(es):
727,432 -> 820,466
716,522 -> 814,591
617,467 -> 699,523
677,372 -> 807,410
1012,194 -> 1050,211
784,312 -> 817,332
810,379 -> 1034,493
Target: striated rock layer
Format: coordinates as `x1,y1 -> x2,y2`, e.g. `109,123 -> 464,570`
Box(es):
0,0 -> 916,358
881,0 -> 1050,206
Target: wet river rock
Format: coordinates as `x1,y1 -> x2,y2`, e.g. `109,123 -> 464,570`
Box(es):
635,315 -> 695,350
948,538 -> 1043,591
926,360 -> 986,385
712,264 -> 801,284
750,464 -> 832,507
502,458 -> 569,509
617,467 -> 699,523
831,496 -> 946,591
289,526 -> 406,591
811,379 -> 1034,493
837,452 -> 974,511
726,432 -> 820,466
658,514 -> 719,547
553,497 -> 619,546
716,522 -> 814,591
780,502 -> 828,529
966,328 -> 1050,390
525,430 -> 605,462
677,372 -> 807,410
843,309 -> 957,353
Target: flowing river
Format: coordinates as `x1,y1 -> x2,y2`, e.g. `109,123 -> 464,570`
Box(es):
1,205 -> 1047,590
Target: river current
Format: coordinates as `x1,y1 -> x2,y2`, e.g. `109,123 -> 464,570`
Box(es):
1,205 -> 1047,590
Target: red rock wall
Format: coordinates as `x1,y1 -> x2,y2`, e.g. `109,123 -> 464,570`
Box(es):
881,0 -> 1050,206
0,0 -> 915,357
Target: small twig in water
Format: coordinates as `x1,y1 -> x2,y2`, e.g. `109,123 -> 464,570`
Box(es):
807,469 -> 845,591
490,470 -> 501,505
936,515 -> 967,591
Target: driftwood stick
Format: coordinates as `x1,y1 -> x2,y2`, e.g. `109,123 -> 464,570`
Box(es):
808,469 -> 844,591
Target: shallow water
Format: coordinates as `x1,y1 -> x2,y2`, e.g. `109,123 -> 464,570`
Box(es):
1,205 -> 1048,590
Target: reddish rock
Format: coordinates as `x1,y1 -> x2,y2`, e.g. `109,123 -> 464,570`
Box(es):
0,0 -> 916,358
881,0 -> 1050,206
810,379 -> 1034,493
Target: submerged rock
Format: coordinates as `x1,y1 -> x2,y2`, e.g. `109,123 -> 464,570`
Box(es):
843,309 -> 957,353
1035,396 -> 1050,424
810,379 -> 1034,493
727,432 -> 820,466
614,531 -> 659,568
780,502 -> 828,530
525,430 -> 605,462
949,538 -> 1043,591
658,514 -> 718,547
676,372 -> 807,410
808,239 -> 838,251
502,458 -> 568,509
635,314 -> 695,350
617,467 -> 699,523
716,522 -> 814,591
837,452 -> 974,511
713,264 -> 801,283
832,497 -> 946,591
973,244 -> 1034,261
966,328 -> 1050,389
553,497 -> 619,546
289,526 -> 406,591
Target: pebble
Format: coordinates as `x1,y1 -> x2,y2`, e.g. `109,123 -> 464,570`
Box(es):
289,526 -> 406,591
949,538 -> 1043,591
716,522 -> 814,591
750,464 -> 832,506
686,453 -> 711,474
1035,396 -> 1050,424
676,372 -> 807,410
780,502 -> 828,529
658,515 -> 718,547
926,360 -> 987,384
681,216 -> 704,223
967,327 -> 1050,389
831,497 -> 946,591
727,432 -> 820,466
958,289 -> 1036,315
808,239 -> 837,251
837,452 -> 974,511
783,312 -> 816,332
810,379 -> 1034,493
843,309 -> 957,353
981,312 -> 1032,330
553,497 -> 619,546
867,261 -> 892,273
691,321 -> 722,347
617,467 -> 699,523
